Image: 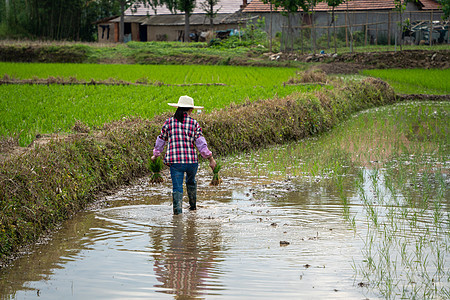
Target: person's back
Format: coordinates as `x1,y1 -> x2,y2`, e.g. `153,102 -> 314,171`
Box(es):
151,96 -> 216,214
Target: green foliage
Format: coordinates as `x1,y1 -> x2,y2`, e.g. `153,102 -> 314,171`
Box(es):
208,17 -> 268,49
0,0 -> 121,41
438,0 -> 450,19
262,0 -> 309,13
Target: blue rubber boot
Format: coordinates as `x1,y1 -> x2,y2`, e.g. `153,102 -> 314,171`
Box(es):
172,191 -> 183,215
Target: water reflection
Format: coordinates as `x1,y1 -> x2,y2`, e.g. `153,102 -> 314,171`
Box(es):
151,214 -> 224,298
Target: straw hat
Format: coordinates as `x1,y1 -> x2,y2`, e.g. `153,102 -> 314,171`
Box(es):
168,95 -> 203,109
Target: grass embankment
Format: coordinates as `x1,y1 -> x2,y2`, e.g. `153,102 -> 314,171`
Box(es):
1,40 -> 449,67
0,76 -> 397,264
0,41 -> 295,67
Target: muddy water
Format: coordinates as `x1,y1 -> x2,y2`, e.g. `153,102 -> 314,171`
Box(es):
0,168 -> 448,299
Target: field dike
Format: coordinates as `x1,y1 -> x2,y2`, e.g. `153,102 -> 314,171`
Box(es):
0,77 -> 403,265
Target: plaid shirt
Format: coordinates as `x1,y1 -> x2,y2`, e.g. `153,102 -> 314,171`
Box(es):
158,113 -> 203,164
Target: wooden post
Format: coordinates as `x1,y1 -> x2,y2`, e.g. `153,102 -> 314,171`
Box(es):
269,3 -> 273,52
365,11 -> 368,46
114,23 -> 119,42
300,13 -> 304,54
388,11 -> 391,46
312,9 -> 316,54
132,23 -> 139,41
430,11 -> 433,46
327,12 -> 330,50
375,12 -> 378,46
345,6 -> 349,47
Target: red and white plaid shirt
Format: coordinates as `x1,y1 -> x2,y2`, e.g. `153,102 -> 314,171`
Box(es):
158,113 -> 203,164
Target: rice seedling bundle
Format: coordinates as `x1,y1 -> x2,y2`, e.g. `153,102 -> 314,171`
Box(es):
210,161 -> 222,186
148,156 -> 164,184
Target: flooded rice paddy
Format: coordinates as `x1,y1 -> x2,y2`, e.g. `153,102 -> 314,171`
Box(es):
1,162 -> 448,299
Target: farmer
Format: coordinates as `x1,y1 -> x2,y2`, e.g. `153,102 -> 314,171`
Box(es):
151,95 -> 216,215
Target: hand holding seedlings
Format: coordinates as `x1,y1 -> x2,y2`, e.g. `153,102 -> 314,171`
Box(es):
208,156 -> 216,171
210,160 -> 222,186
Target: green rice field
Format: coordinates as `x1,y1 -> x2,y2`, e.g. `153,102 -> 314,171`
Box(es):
0,63 -> 316,146
220,100 -> 450,299
361,68 -> 450,95
0,62 -> 297,86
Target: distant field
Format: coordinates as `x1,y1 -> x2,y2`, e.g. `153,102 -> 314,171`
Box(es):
361,68 -> 450,95
0,62 -> 297,86
0,63 -> 318,146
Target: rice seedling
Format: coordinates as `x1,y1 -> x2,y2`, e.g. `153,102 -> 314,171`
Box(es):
0,62 -> 298,87
361,68 -> 450,95
0,82 -> 317,146
148,156 -> 164,184
210,161 -> 222,186
225,100 -> 449,299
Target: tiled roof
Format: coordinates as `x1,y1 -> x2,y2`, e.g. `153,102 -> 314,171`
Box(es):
125,0 -> 244,16
109,16 -> 148,23
141,13 -> 236,26
418,0 -> 441,10
242,0 -> 441,13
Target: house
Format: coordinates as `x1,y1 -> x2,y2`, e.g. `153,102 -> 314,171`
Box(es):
242,0 -> 447,45
97,0 -> 247,42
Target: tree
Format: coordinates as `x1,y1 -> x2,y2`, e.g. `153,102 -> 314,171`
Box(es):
307,0 -> 320,54
261,0 -> 311,51
0,0 -> 121,41
116,1 -> 140,43
326,0 -> 345,53
394,0 -> 417,50
437,0 -> 450,19
175,0 -> 196,42
200,0 -> 221,30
